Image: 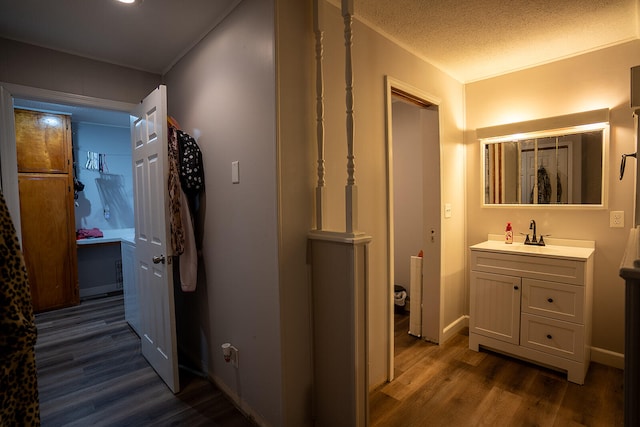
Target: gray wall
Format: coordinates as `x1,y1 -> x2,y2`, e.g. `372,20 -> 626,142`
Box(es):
0,38 -> 160,104
1,2 -> 314,424
163,0 -> 283,425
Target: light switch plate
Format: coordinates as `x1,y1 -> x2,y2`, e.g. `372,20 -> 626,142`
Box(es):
610,210 -> 624,228
444,203 -> 452,219
232,161 -> 239,184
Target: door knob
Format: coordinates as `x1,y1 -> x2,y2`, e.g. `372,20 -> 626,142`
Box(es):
152,255 -> 166,264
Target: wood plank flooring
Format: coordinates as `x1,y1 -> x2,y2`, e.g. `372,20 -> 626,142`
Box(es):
370,312 -> 624,427
34,293 -> 256,427
35,295 -> 623,426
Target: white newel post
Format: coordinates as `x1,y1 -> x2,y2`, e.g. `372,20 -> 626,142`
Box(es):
314,0 -> 326,231
343,0 -> 357,234
308,1 -> 371,426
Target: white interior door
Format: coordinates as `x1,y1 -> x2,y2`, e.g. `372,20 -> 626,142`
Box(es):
131,85 -> 180,393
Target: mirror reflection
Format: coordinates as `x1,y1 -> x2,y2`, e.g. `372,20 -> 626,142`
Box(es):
483,129 -> 604,205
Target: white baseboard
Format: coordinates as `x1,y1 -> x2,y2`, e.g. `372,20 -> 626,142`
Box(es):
591,346 -> 624,370
441,315 -> 469,344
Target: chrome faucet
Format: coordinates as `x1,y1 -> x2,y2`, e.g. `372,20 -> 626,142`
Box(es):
524,219 -> 546,246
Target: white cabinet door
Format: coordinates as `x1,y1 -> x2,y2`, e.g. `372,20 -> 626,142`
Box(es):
470,271 -> 521,344
121,240 -> 140,336
131,85 -> 179,393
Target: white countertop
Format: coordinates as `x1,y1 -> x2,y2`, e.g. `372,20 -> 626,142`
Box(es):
471,235 -> 595,261
76,228 -> 135,246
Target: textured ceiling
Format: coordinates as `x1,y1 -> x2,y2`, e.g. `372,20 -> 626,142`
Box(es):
0,0 -> 637,82
353,0 -> 640,82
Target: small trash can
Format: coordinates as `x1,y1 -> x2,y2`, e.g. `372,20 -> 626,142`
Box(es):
394,285 -> 407,314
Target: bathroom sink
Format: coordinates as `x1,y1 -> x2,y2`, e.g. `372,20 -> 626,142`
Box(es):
471,239 -> 594,260
504,243 -> 564,255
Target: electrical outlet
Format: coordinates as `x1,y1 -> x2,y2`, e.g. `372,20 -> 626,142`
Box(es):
610,211 -> 624,228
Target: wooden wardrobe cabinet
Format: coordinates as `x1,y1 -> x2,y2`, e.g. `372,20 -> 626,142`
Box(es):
15,109 -> 79,312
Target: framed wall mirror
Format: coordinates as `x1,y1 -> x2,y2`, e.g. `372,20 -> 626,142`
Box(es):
478,109 -> 609,207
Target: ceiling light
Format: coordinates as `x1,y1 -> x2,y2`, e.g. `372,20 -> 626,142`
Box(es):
116,0 -> 136,4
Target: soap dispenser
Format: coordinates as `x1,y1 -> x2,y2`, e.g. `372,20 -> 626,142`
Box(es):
505,222 -> 513,244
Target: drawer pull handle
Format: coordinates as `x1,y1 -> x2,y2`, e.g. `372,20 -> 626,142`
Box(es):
547,298 -> 554,303
514,285 -> 519,290
546,334 -> 553,340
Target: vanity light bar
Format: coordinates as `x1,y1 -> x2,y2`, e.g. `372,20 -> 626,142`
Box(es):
477,108 -> 610,142
480,122 -> 609,144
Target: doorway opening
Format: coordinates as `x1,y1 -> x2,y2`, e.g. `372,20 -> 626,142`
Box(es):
1,83 -> 181,393
13,98 -> 134,303
385,77 -> 442,381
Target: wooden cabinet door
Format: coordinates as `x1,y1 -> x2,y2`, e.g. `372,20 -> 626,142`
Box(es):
15,108 -> 70,173
18,174 -> 78,311
470,271 -> 521,344
16,108 -> 78,312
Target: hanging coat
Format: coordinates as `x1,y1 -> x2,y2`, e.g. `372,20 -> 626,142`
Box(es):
0,190 -> 40,426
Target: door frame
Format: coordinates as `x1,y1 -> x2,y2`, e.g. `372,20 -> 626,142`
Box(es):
384,76 -> 443,381
0,86 -> 20,238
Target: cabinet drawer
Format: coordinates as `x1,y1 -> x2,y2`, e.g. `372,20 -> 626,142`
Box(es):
470,250 -> 585,285
520,313 -> 584,362
522,278 -> 584,323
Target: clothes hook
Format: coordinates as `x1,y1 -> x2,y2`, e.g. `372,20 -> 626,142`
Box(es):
620,152 -> 636,180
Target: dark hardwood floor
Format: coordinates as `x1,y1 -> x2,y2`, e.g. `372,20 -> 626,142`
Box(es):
35,296 -> 623,426
370,312 -> 624,427
34,293 -> 256,427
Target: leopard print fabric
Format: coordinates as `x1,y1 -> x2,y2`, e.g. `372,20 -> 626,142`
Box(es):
168,126 -> 185,256
0,190 -> 40,426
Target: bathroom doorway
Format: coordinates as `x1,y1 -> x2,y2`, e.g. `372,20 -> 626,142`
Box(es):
385,77 -> 442,380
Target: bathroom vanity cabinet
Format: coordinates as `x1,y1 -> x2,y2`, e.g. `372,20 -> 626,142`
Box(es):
469,238 -> 594,384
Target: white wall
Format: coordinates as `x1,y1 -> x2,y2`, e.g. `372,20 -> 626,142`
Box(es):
73,122 -> 133,230
163,0 -> 283,425
320,1 -> 466,388
465,40 -> 640,364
